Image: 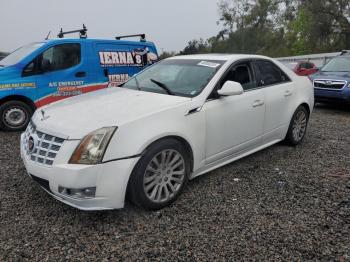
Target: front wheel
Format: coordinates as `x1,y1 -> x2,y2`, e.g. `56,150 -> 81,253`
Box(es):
285,105 -> 309,145
127,138 -> 190,210
0,101 -> 33,131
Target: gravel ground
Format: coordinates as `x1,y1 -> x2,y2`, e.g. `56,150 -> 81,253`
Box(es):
0,104 -> 350,261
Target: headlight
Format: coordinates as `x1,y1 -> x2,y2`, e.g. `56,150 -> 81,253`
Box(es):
69,127 -> 117,165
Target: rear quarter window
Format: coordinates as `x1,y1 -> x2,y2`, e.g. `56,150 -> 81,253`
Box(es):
255,60 -> 291,86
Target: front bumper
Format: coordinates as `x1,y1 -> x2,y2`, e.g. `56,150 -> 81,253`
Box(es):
20,133 -> 140,210
314,87 -> 350,103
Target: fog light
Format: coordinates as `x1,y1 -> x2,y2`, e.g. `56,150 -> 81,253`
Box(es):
58,186 -> 96,199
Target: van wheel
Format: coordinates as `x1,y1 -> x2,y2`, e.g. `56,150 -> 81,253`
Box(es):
128,138 -> 190,210
285,105 -> 309,146
0,101 -> 33,131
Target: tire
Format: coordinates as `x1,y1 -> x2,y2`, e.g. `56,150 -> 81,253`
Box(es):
285,105 -> 309,146
0,101 -> 33,131
128,138 -> 190,210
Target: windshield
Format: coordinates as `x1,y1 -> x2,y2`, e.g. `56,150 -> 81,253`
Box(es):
321,57 -> 350,72
0,42 -> 44,67
122,59 -> 224,97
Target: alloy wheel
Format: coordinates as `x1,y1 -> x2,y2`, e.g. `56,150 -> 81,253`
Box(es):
292,110 -> 307,142
143,149 -> 185,203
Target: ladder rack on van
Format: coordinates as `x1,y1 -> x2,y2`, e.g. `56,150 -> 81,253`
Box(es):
115,34 -> 146,42
58,24 -> 88,39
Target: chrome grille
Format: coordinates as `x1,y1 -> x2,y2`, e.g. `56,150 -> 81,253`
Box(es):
23,122 -> 65,166
314,80 -> 346,90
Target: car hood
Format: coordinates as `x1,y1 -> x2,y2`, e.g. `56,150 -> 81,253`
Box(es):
310,71 -> 350,82
32,87 -> 191,139
0,66 -> 20,81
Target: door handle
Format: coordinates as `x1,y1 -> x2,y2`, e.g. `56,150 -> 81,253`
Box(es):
252,100 -> 264,107
284,90 -> 293,97
75,71 -> 86,77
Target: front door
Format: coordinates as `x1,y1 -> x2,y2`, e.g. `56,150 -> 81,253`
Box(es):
204,61 -> 265,164
25,42 -> 92,107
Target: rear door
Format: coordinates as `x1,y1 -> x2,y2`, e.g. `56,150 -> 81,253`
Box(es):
94,42 -> 158,87
253,59 -> 295,142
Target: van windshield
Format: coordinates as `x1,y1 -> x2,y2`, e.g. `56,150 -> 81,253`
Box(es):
121,59 -> 224,97
321,57 -> 350,72
0,42 -> 44,67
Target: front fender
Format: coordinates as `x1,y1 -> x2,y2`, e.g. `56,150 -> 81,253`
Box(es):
102,104 -> 206,172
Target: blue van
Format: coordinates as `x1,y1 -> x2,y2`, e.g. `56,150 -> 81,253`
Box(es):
0,31 -> 158,131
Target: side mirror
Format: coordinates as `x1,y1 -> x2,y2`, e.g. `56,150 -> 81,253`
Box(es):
217,81 -> 244,96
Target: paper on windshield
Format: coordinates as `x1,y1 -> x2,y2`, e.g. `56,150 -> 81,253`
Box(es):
197,61 -> 221,68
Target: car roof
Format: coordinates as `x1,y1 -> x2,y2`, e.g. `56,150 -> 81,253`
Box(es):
168,53 -> 273,62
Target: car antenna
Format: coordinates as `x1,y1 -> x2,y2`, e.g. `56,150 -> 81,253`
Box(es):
57,24 -> 88,39
45,31 -> 51,40
115,34 -> 146,42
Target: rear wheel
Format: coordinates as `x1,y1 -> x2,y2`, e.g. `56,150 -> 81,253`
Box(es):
0,101 -> 33,131
285,105 -> 309,145
128,138 -> 190,210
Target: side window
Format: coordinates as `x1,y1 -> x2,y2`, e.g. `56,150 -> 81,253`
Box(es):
22,44 -> 81,77
220,62 -> 256,91
22,57 -> 41,77
256,60 -> 290,86
23,61 -> 35,75
42,44 -> 81,72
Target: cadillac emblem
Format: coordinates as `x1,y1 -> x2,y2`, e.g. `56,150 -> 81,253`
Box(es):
28,136 -> 36,153
40,109 -> 50,121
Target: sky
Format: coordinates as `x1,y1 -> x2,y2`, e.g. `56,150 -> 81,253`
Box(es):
0,0 -> 221,53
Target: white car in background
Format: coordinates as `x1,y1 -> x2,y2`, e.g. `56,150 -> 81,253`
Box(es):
21,54 -> 314,210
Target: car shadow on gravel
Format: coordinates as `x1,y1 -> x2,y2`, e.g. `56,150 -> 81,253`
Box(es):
315,102 -> 350,113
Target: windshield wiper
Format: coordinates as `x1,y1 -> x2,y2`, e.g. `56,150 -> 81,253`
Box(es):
150,79 -> 174,95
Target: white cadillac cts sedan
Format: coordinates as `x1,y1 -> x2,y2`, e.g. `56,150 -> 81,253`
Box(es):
21,54 -> 314,210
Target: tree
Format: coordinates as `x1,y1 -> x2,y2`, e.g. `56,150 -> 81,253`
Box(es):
178,0 -> 349,57
158,51 -> 176,60
178,39 -> 209,55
